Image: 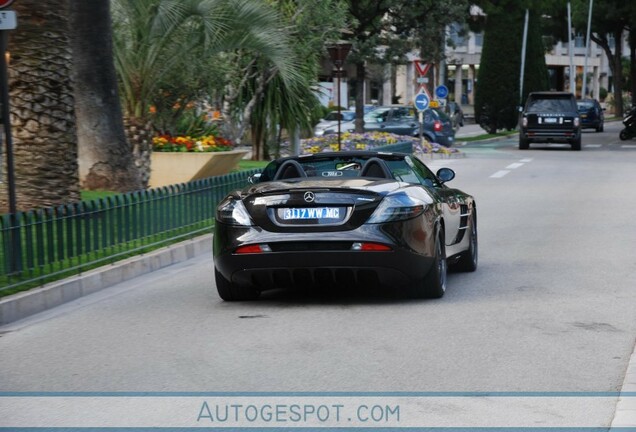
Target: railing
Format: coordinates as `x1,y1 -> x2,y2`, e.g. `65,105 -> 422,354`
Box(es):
0,142 -> 413,295
0,169 -> 260,294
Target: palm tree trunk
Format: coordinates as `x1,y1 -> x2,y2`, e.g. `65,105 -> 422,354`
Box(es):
0,0 -> 80,212
70,0 -> 142,192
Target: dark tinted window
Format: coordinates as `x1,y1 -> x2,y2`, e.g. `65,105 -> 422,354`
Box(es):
526,97 -> 575,112
324,111 -> 355,121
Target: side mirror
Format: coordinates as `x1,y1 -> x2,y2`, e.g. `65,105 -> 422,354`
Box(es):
248,173 -> 262,184
436,167 -> 455,184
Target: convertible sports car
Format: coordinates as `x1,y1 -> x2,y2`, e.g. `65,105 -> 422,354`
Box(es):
213,151 -> 477,300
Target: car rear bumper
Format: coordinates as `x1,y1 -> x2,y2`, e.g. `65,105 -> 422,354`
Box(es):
216,250 -> 433,291
213,224 -> 436,291
521,128 -> 580,142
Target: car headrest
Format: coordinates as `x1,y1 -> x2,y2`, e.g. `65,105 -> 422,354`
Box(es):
359,157 -> 393,179
273,160 -> 308,180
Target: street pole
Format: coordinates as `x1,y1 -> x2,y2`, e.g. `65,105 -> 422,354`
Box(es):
336,66 -> 341,150
519,9 -> 529,108
567,2 -> 575,95
327,42 -> 352,151
582,0 -> 593,98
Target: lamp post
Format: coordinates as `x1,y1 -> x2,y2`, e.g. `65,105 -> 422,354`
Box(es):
327,42 -> 352,150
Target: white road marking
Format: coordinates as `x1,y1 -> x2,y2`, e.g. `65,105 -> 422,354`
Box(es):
621,145 -> 636,148
585,144 -> 602,148
506,163 -> 524,169
490,170 -> 510,178
519,158 -> 533,163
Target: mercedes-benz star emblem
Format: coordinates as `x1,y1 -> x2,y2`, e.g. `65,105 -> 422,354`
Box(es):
303,191 -> 315,203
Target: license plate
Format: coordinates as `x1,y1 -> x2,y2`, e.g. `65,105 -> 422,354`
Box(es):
282,207 -> 341,220
544,117 -> 558,124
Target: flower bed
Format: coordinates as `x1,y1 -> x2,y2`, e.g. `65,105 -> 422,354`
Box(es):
291,132 -> 461,155
152,134 -> 233,152
149,134 -> 247,188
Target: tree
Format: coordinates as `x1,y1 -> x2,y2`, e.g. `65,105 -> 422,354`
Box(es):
390,0 -> 470,79
1,0 -> 80,212
244,0 -> 348,159
571,0 -> 632,116
345,0 -> 472,132
70,0 -> 142,192
344,0 -> 395,132
473,1 -> 549,133
111,0 -> 302,183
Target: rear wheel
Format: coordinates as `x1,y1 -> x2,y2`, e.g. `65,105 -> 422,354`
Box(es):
215,268 -> 260,301
619,129 -> 631,141
519,137 -> 529,150
453,213 -> 478,272
410,229 -> 447,299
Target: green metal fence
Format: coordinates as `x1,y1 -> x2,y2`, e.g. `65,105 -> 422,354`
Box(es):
0,169 -> 261,294
0,142 -> 413,295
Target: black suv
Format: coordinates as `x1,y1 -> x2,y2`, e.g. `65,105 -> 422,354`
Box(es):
519,92 -> 581,150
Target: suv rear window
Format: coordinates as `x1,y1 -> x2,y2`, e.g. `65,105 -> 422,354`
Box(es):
526,97 -> 575,112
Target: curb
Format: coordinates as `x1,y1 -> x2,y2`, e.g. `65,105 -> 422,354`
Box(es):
0,234 -> 212,326
611,339 -> 636,426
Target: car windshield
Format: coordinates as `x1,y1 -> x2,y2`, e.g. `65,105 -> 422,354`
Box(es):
577,101 -> 595,110
364,108 -> 391,123
526,97 -> 575,112
323,111 -> 355,121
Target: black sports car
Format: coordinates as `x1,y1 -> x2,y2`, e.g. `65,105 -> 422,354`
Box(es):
213,151 -> 477,300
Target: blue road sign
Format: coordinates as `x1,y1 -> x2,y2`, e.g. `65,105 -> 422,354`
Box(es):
435,85 -> 449,99
414,92 -> 430,111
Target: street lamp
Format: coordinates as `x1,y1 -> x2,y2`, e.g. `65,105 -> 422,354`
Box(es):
327,41 -> 352,150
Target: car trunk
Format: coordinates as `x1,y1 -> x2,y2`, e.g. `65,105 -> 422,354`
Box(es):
242,179 -> 400,233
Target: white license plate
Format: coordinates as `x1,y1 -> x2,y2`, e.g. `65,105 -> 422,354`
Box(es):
282,207 -> 341,220
544,117 -> 558,124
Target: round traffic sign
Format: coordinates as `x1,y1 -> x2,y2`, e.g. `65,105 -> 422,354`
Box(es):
435,85 -> 449,99
414,92 -> 430,111
0,0 -> 14,8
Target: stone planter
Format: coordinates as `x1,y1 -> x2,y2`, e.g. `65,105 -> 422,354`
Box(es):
149,150 -> 249,188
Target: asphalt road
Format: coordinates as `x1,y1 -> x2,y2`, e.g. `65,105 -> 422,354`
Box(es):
1,121 -> 635,427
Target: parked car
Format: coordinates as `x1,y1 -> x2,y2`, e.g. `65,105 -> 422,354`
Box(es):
445,101 -> 465,130
314,110 -> 356,136
519,92 -> 581,150
323,105 -> 456,147
577,99 -> 604,132
348,104 -> 377,114
213,151 -> 477,300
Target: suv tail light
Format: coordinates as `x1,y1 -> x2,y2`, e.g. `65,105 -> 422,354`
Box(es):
433,120 -> 442,132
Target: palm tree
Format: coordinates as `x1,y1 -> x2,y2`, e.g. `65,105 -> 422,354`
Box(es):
226,0 -> 348,159
111,0 -> 302,182
1,0 -> 80,212
70,0 -> 142,192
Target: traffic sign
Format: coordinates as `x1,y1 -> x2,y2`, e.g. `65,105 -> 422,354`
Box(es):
435,85 -> 449,99
414,92 -> 430,111
414,61 -> 431,77
0,10 -> 16,29
0,0 -> 14,9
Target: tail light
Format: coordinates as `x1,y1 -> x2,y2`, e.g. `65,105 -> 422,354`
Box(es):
351,242 -> 392,251
433,120 -> 442,132
235,244 -> 272,254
